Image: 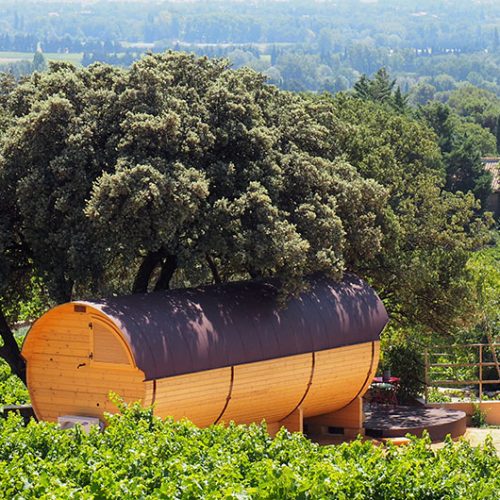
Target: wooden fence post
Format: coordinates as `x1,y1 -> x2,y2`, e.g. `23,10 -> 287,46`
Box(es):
479,344 -> 483,402
424,350 -> 429,404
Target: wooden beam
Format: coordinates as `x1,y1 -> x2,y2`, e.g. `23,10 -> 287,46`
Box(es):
304,396 -> 364,437
266,407 -> 304,437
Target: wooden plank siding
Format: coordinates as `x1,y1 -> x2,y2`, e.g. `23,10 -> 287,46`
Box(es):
148,366 -> 231,427
23,304 -> 146,422
220,353 -> 312,425
302,342 -> 377,417
23,301 -> 380,429
92,321 -> 130,364
147,341 -> 379,428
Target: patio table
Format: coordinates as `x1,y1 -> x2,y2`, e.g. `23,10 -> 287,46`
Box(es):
370,377 -> 400,407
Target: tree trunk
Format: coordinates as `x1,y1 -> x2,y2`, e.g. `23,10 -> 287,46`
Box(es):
50,275 -> 74,304
132,251 -> 163,294
248,267 -> 260,280
0,307 -> 26,384
206,254 -> 222,284
154,255 -> 177,291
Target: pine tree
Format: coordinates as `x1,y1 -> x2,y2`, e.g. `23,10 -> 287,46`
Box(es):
353,74 -> 370,100
370,68 -> 396,103
354,68 -> 397,104
32,50 -> 47,73
392,86 -> 409,113
445,139 -> 492,205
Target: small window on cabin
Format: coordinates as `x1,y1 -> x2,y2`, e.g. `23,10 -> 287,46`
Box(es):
92,322 -> 130,365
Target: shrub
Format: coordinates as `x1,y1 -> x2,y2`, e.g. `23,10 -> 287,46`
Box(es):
0,328 -> 30,407
0,360 -> 29,406
380,335 -> 426,402
427,388 -> 452,403
0,403 -> 498,498
471,404 -> 488,427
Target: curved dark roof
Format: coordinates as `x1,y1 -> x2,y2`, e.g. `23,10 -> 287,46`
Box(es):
81,274 -> 388,380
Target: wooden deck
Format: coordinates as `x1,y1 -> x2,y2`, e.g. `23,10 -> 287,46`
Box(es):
364,406 -> 467,442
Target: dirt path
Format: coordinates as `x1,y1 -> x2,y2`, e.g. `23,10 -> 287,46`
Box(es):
431,428 -> 500,456
463,428 -> 500,454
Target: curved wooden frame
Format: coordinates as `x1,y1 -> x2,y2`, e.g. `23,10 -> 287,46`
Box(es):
22,304 -> 146,422
89,314 -> 136,370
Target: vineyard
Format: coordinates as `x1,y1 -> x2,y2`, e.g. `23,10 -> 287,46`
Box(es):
0,401 -> 498,499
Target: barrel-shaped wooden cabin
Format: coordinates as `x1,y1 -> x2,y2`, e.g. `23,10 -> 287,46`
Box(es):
22,275 -> 388,434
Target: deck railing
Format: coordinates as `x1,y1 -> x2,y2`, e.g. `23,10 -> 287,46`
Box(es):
424,343 -> 500,403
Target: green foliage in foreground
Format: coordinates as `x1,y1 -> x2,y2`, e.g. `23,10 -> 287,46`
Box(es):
0,328 -> 29,407
0,404 -> 498,499
0,360 -> 29,406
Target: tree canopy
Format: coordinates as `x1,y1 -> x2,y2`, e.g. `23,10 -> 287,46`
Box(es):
0,52 -> 493,380
418,101 -> 495,205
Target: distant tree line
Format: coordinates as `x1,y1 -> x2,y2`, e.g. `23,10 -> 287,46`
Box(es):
0,1 -> 499,95
3,0 -> 495,51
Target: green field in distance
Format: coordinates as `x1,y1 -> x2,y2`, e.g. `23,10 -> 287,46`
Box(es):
0,51 -> 83,65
